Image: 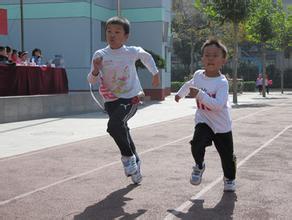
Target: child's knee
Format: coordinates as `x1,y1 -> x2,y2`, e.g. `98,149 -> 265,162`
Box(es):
190,140 -> 205,153
107,120 -> 122,135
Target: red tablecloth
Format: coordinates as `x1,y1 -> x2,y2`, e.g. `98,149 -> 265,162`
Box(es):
0,65 -> 68,96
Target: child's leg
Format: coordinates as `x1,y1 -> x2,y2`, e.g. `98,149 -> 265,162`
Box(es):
105,99 -> 138,157
213,131 -> 236,180
259,85 -> 262,94
126,129 -> 140,162
190,123 -> 214,168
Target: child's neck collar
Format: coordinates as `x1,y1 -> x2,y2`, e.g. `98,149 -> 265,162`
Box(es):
204,70 -> 221,78
109,45 -> 124,50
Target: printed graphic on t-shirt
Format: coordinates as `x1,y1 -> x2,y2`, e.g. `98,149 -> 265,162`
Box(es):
196,90 -> 216,111
99,76 -> 117,99
101,60 -> 131,96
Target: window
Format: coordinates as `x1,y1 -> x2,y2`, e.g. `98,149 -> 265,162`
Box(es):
101,21 -> 106,42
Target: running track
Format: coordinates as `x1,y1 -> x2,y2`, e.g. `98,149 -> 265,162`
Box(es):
1,94 -> 292,220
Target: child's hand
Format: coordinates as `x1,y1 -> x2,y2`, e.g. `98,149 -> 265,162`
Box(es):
190,88 -> 199,98
92,57 -> 103,76
175,95 -> 181,102
152,73 -> 160,87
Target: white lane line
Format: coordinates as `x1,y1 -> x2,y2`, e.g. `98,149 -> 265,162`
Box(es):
0,108 -> 280,206
0,116 -> 192,162
0,136 -> 191,206
164,125 -> 292,220
233,107 -> 274,122
0,105 -> 277,162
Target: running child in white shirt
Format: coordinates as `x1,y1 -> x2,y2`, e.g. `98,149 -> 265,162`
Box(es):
175,38 -> 236,192
87,16 -> 160,184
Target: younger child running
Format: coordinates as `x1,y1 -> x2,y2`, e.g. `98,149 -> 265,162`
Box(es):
87,16 -> 160,184
175,38 -> 236,192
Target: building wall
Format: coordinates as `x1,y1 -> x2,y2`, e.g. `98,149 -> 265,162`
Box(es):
0,0 -> 172,100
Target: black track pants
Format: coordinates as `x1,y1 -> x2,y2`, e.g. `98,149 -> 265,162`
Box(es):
105,98 -> 139,158
190,123 -> 236,180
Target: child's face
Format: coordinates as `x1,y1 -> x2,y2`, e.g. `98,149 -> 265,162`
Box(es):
106,24 -> 128,49
202,45 -> 226,75
21,54 -> 28,61
0,50 -> 6,56
35,51 -> 41,57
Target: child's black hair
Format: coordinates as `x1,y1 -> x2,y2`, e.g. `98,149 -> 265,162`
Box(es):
201,38 -> 228,58
32,48 -> 42,56
105,16 -> 130,34
0,46 -> 6,52
5,46 -> 11,53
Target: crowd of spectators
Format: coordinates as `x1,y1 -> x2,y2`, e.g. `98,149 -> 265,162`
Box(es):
0,45 -> 43,66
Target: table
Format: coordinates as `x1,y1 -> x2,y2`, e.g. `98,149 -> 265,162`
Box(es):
0,65 -> 68,96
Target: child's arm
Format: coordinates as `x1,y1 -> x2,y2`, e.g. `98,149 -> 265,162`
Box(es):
136,47 -> 160,87
152,73 -> 160,87
87,53 -> 103,85
196,82 -> 229,111
175,79 -> 195,102
136,47 -> 159,73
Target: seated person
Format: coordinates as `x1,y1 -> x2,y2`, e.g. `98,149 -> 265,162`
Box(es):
0,46 -> 8,63
0,46 -> 15,65
17,51 -> 29,65
5,46 -> 12,61
11,49 -> 18,63
30,48 -> 42,65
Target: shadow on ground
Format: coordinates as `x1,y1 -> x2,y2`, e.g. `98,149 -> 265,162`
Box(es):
167,192 -> 237,220
232,103 -> 271,108
73,184 -> 147,220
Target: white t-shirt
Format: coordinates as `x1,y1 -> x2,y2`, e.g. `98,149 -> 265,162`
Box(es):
176,69 -> 232,133
87,45 -> 158,102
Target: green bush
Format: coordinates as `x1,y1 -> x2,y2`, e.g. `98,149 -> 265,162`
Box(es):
171,81 -> 184,92
228,80 -> 256,92
243,81 -> 256,92
228,80 -> 244,93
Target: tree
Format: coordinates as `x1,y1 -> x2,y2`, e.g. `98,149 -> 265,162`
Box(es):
279,6 -> 292,93
196,0 -> 251,104
172,0 -> 209,77
245,0 -> 286,97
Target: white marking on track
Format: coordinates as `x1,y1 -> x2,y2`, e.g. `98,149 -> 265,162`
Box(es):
164,125 -> 292,219
0,106 -> 275,162
0,108 -> 283,206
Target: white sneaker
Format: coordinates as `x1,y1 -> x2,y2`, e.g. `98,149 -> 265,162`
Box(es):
223,177 -> 236,192
121,155 -> 137,176
190,163 -> 205,185
131,160 -> 142,184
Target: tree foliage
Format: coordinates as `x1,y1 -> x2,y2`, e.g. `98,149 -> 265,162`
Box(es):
245,0 -> 286,47
195,0 -> 251,24
172,0 -> 210,77
195,0 -> 251,103
283,6 -> 292,58
245,0 -> 287,96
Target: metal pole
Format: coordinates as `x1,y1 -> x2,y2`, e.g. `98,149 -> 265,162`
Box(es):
117,0 -> 121,16
20,0 -> 24,51
90,0 -> 93,58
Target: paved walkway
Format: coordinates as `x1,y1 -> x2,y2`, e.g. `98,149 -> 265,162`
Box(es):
0,91 -> 288,159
